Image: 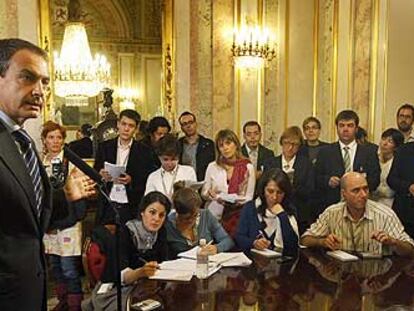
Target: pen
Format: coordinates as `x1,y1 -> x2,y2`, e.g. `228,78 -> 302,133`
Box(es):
206,240 -> 213,246
256,230 -> 265,239
138,257 -> 148,264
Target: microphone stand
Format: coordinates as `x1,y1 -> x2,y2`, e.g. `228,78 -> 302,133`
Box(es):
96,183 -> 123,311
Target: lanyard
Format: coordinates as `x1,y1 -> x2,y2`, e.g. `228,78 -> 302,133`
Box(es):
161,166 -> 179,198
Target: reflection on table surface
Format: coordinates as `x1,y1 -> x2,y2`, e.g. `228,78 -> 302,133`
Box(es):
129,249 -> 414,311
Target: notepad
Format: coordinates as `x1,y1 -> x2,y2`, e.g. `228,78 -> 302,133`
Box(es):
217,193 -> 246,204
250,248 -> 282,258
326,250 -> 359,262
149,269 -> 193,282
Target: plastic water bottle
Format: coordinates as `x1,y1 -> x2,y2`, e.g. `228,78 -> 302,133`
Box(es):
196,239 -> 209,279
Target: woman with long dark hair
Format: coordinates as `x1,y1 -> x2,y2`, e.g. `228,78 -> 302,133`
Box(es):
235,168 -> 299,257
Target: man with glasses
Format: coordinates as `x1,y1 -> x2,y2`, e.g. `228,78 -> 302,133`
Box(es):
301,116 -> 329,165
301,172 -> 414,258
396,103 -> 414,143
314,110 -> 380,213
178,111 -> 215,181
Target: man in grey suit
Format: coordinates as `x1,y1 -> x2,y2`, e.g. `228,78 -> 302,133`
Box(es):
0,38 -> 94,311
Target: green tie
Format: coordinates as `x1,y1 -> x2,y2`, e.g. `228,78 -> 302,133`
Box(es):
343,146 -> 351,173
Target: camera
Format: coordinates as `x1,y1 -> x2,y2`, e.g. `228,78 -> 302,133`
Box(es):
50,157 -> 66,188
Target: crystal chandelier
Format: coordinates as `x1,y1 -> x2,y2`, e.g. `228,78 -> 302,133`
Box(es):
232,26 -> 276,68
114,87 -> 140,110
53,0 -> 110,100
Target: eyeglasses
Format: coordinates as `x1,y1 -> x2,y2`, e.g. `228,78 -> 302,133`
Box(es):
304,125 -> 320,131
180,120 -> 195,127
282,141 -> 300,147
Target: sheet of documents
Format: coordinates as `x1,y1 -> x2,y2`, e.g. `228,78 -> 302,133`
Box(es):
178,248 -> 252,267
250,248 -> 282,258
184,180 -> 205,190
217,193 -> 246,204
152,258 -> 221,281
104,162 -> 126,179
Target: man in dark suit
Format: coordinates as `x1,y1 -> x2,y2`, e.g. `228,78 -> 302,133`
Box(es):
388,142 -> 414,238
178,111 -> 215,181
0,39 -> 94,311
68,123 -> 93,158
94,109 -> 155,224
241,121 -> 274,178
315,110 -> 380,214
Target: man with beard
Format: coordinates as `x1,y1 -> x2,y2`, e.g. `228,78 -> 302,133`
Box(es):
178,111 -> 215,181
396,103 -> 414,143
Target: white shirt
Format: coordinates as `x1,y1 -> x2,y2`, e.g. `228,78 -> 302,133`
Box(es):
371,157 -> 395,208
245,145 -> 258,169
201,161 -> 256,219
255,198 -> 299,250
339,140 -> 357,168
116,137 -> 133,166
145,164 -> 197,199
281,155 -> 296,173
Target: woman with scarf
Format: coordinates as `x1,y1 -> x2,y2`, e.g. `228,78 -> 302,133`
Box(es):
83,191 -> 170,311
202,129 -> 256,238
235,168 -> 299,257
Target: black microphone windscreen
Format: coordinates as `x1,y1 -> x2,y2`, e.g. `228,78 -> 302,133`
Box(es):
63,144 -> 103,185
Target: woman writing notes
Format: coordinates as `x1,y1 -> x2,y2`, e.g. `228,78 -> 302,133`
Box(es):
235,168 -> 299,257
166,184 -> 234,258
83,192 -> 171,310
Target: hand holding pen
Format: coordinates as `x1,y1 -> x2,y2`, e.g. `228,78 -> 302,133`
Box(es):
201,239 -> 218,255
253,230 -> 271,250
138,257 -> 159,278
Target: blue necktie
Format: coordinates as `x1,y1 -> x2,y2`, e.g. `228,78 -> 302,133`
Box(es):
12,129 -> 43,218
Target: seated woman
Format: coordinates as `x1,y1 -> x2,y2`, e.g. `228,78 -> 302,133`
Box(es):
145,133 -> 197,202
235,168 -> 299,257
83,191 -> 171,311
166,184 -> 234,258
371,128 -> 404,208
201,129 -> 256,237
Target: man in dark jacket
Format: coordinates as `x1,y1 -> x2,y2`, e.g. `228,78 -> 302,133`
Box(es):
68,123 -> 93,158
241,121 -> 274,179
178,111 -> 215,181
314,110 -> 380,213
0,38 -> 94,311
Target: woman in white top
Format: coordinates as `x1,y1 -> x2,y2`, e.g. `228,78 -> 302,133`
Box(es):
42,121 -> 86,309
202,129 -> 255,237
371,128 -> 404,208
145,134 -> 196,202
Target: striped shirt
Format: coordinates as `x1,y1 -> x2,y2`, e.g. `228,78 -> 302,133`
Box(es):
302,200 -> 414,255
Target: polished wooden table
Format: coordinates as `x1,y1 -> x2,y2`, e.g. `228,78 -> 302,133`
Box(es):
129,249 -> 414,310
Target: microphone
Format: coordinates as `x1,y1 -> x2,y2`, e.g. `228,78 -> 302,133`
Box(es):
63,144 -> 105,186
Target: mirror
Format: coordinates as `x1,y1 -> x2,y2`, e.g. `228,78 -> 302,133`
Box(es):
49,0 -> 163,128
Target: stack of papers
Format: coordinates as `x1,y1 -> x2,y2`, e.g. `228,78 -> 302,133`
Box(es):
149,258 -> 221,281
250,248 -> 282,258
178,247 -> 252,267
326,250 -> 359,262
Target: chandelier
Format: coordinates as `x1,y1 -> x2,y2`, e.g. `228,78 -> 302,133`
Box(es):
232,26 -> 276,68
114,87 -> 140,110
53,0 -> 110,99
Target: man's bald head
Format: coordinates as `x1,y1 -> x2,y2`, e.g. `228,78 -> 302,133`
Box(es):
341,172 -> 369,211
340,172 -> 367,190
